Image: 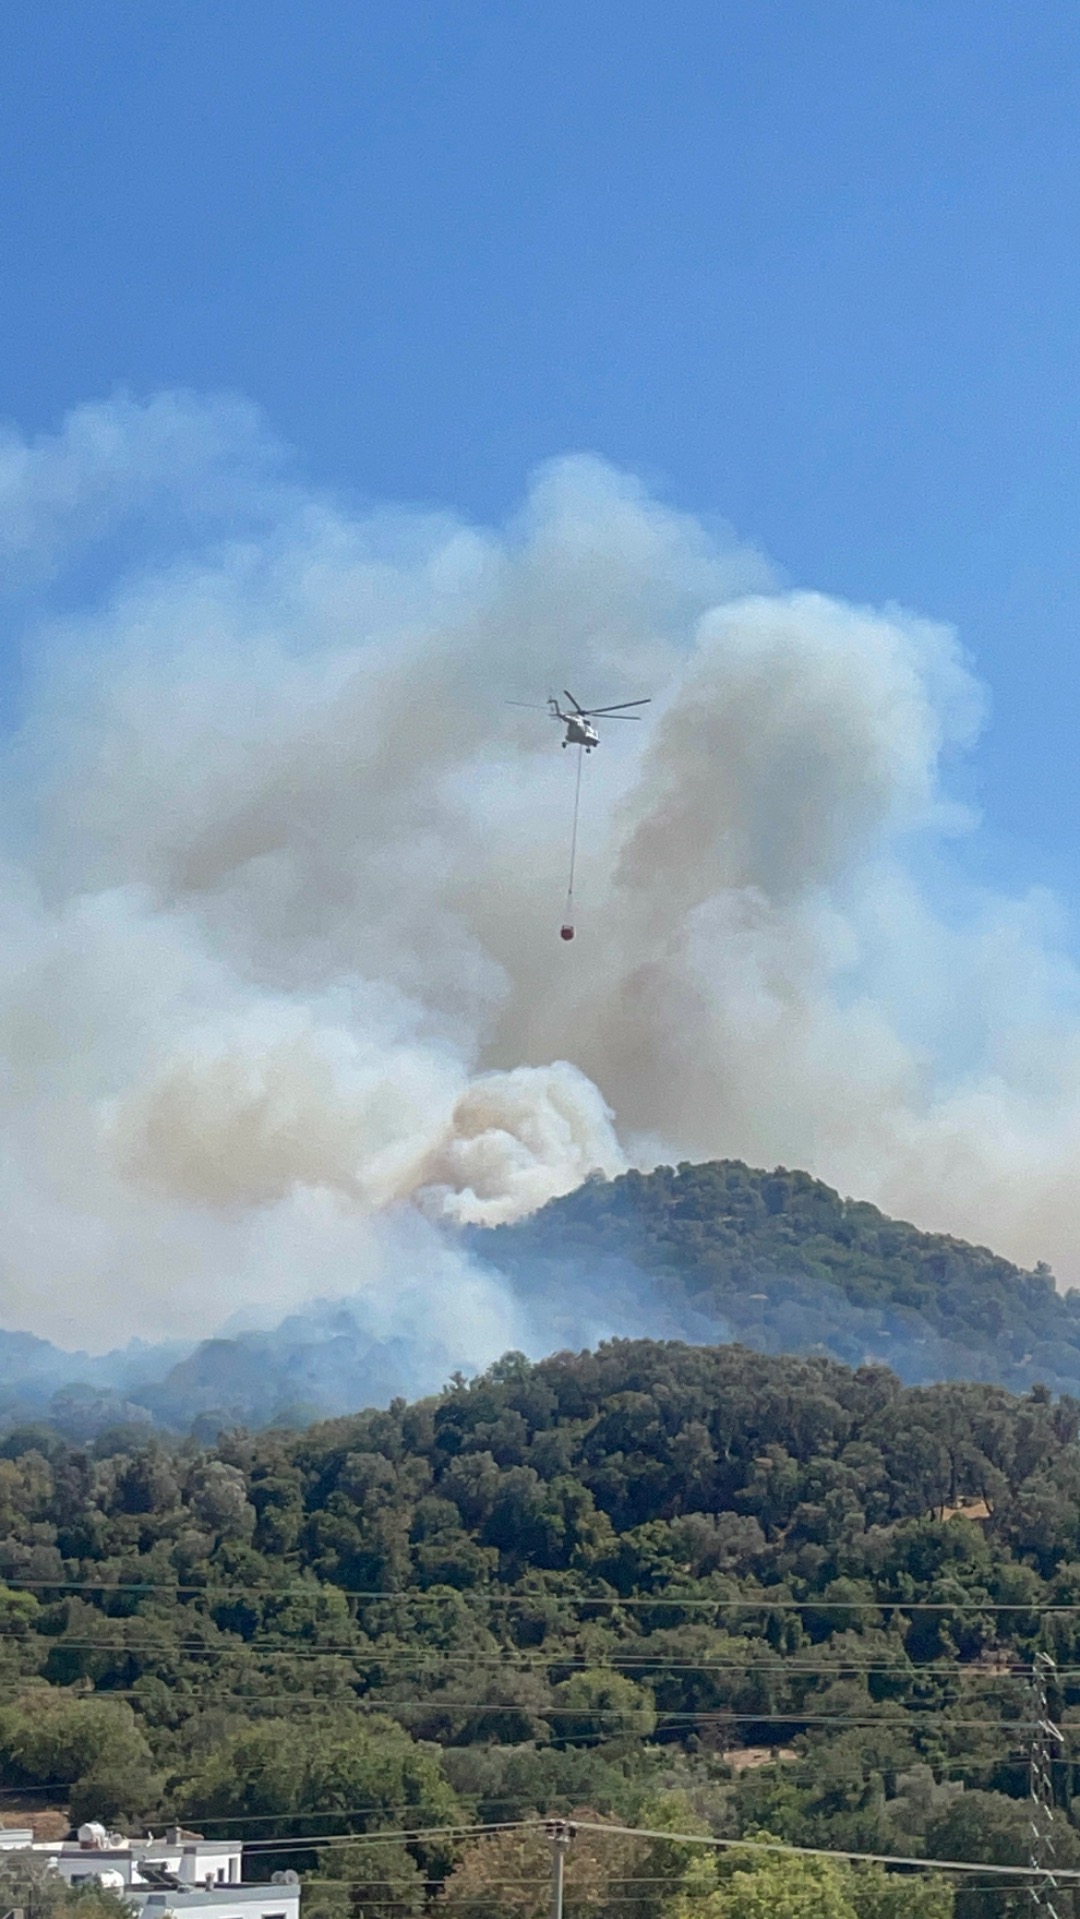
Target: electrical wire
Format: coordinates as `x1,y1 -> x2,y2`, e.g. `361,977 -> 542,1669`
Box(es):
4,1578 -> 1077,1612
0,1700 -> 1064,1740
0,1809 -> 1060,1887
175,1825 -> 522,1853
0,1641 -> 1057,1677
568,1817 -> 1080,1884
0,1702 -> 1046,1730
93,1814 -> 1076,1885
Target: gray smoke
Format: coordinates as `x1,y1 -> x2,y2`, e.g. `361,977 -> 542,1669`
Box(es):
0,390 -> 1077,1357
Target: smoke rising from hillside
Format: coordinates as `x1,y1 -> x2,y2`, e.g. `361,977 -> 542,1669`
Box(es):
1,390 -> 1079,1349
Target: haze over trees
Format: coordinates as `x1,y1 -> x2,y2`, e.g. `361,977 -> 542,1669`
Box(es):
476,1160 -> 1080,1395
6,1160 -> 1080,1437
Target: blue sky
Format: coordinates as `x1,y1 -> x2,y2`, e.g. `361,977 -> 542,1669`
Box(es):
2,1 -> 1079,885
7,3 -> 1080,1335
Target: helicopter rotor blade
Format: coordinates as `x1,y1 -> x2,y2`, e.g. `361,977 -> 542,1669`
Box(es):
562,690 -> 586,714
588,712 -> 643,720
506,702 -> 558,712
578,699 -> 652,715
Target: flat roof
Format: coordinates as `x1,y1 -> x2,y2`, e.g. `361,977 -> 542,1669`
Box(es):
132,1892 -> 299,1909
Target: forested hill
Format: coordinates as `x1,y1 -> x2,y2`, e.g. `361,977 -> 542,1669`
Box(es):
4,1342 -> 1080,1917
475,1159 -> 1080,1396
3,1159 -> 1080,1439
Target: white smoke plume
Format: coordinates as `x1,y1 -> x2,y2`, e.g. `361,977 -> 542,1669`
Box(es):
0,389 -> 1078,1350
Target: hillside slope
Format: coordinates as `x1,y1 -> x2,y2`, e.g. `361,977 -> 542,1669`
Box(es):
0,1339 -> 1079,1918
475,1159 -> 1080,1395
4,1158 -> 1079,1437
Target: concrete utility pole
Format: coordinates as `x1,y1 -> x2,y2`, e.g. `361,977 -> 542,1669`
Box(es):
1030,1651 -> 1064,1919
545,1819 -> 576,1919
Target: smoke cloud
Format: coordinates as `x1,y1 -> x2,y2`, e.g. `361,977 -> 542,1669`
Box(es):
0,390 -> 1078,1352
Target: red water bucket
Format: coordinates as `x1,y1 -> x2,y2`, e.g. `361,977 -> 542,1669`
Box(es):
560,924 -> 575,942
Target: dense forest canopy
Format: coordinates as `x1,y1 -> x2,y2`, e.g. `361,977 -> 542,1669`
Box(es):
4,1159 -> 1080,1437
2,1342 -> 1080,1914
476,1159 -> 1080,1394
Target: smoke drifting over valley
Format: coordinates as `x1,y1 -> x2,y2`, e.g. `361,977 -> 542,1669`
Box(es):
1,390 -> 1078,1361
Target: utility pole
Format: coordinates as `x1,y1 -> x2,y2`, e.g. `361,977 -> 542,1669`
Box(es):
1030,1651 -> 1064,1918
545,1820 -> 576,1919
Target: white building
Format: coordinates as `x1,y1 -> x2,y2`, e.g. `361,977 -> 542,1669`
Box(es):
0,1823 -> 301,1919
41,1825 -> 243,1889
131,1883 -> 300,1919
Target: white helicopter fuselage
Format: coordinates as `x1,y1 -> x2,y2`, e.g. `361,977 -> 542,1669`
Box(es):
561,713 -> 599,750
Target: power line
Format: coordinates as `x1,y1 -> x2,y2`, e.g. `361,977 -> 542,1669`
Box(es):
0,1630 -> 1068,1683
0,1679 -> 1042,1704
569,1818 -> 1080,1885
194,1825 -> 522,1853
0,1686 -> 1063,1731
178,1824 -> 523,1853
5,1578 -> 1080,1612
0,1635 -> 1056,1675
0,1679 -> 1070,1734
165,1815 -> 1080,1886
0,1808 -> 1062,1887
0,1794 -> 562,1819
0,1652 -> 1046,1694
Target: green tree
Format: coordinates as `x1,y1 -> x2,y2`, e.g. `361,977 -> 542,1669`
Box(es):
181,1712 -> 460,1860
925,1790 -> 1080,1918
303,1840 -> 424,1919
847,1862 -> 954,1919
552,1668 -> 656,1744
0,1695 -> 162,1826
674,1843 -> 952,1919
679,1847 -> 860,1919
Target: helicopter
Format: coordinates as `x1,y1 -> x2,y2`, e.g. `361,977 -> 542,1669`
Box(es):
511,689 -> 651,751
507,688 -> 651,943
